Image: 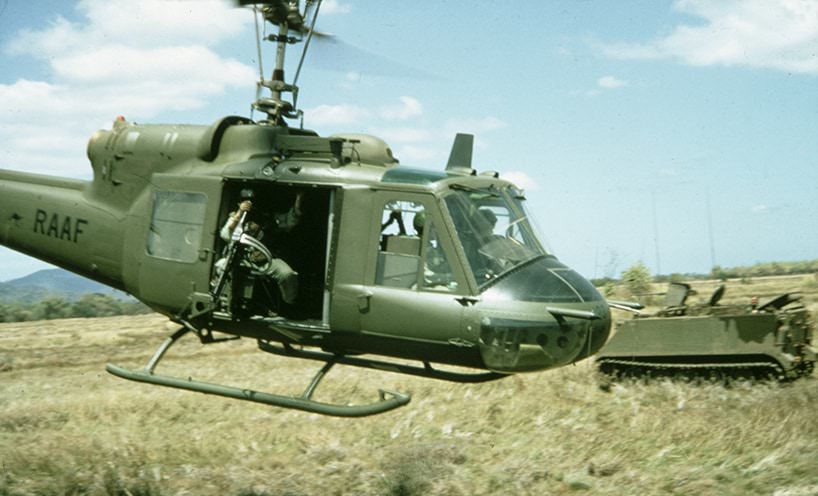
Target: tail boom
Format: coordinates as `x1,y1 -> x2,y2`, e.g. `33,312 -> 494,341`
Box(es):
0,169 -> 125,289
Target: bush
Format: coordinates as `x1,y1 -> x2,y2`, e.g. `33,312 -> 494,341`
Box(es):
621,262 -> 652,296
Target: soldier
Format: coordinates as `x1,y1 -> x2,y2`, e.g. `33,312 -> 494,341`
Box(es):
218,189 -> 304,305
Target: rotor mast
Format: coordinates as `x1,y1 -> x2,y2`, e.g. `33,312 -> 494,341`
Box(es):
250,0 -> 310,124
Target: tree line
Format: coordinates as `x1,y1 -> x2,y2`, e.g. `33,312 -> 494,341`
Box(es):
593,258 -> 818,288
708,259 -> 818,281
592,258 -> 818,298
0,293 -> 151,323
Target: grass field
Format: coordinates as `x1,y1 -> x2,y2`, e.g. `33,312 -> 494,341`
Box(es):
1,276 -> 817,495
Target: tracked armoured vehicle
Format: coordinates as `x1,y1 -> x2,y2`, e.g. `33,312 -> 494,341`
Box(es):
597,282 -> 817,380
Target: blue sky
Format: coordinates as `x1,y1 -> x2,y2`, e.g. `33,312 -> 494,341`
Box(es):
1,0 -> 817,282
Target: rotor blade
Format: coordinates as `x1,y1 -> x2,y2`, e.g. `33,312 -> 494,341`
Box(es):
302,0 -> 317,26
293,0 -> 323,88
308,36 -> 439,81
235,0 -> 279,5
252,6 -> 265,82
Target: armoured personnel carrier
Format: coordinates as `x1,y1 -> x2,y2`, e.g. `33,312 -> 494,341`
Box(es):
597,282 -> 817,380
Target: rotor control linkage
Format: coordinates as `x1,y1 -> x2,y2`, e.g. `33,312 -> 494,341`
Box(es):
106,326 -> 411,417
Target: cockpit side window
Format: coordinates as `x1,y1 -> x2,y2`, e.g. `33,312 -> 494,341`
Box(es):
375,199 -> 458,292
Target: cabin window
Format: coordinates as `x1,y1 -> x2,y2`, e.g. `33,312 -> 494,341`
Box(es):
376,199 -> 457,291
147,191 -> 207,263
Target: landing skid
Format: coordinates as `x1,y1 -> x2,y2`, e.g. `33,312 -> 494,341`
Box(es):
105,326 -> 410,417
258,341 -> 508,383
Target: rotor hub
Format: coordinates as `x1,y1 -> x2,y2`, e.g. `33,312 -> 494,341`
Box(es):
244,0 -> 318,124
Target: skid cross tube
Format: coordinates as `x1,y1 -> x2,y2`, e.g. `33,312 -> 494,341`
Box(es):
105,327 -> 410,417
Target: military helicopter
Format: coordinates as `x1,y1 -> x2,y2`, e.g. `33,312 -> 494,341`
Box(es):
0,1 -> 611,417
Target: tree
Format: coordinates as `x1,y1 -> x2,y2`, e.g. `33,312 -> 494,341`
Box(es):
71,294 -> 123,318
710,265 -> 729,281
36,298 -> 72,320
622,262 -> 652,296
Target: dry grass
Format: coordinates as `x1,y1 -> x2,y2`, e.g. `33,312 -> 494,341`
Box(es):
2,277 -> 818,495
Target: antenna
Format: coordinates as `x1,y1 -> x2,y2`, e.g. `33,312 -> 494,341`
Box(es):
651,189 -> 661,276
706,188 -> 717,270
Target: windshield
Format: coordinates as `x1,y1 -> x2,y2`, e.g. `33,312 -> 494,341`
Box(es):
444,184 -> 549,287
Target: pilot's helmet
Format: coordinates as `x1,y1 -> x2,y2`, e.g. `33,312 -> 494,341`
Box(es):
240,188 -> 255,200
413,211 -> 426,234
476,209 -> 497,234
478,208 -> 497,226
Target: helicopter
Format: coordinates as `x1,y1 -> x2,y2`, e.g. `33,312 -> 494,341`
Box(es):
0,0 -> 612,417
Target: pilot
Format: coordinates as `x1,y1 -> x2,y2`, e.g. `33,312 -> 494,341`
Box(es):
218,188 -> 304,305
475,208 -> 498,242
463,208 -> 504,279
412,210 -> 425,236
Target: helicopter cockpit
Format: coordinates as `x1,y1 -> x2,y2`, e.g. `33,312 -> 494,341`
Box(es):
444,184 -> 548,285
444,183 -> 603,305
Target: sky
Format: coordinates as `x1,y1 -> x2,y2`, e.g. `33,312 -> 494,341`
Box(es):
1,0 -> 817,283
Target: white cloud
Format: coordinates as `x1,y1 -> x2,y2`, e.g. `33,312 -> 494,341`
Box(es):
305,96 -> 423,126
6,0 -> 249,56
600,0 -> 818,75
751,204 -> 769,214
394,144 -> 441,164
597,75 -> 628,89
501,171 -> 541,192
0,1 -> 254,176
379,96 -> 424,121
52,45 -> 252,87
320,0 -> 353,15
372,127 -> 434,144
305,103 -> 371,125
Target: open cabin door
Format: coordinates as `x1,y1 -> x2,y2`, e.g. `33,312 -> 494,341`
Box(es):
137,173 -> 223,311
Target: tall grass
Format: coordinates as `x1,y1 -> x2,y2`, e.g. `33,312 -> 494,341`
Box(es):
1,307 -> 817,495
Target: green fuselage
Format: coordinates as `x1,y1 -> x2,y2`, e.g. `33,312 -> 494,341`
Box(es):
0,117 -> 611,374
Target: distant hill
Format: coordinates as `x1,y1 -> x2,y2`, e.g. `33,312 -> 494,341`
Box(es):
0,269 -> 131,304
